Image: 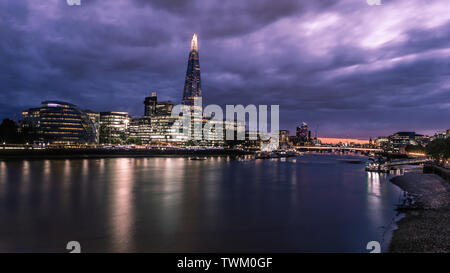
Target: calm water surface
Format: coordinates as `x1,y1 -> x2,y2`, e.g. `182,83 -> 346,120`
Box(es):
0,153 -> 403,252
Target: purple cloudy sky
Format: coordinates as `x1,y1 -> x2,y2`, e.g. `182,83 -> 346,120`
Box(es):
1,0 -> 449,138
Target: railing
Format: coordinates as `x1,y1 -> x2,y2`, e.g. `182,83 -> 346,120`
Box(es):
386,158 -> 431,166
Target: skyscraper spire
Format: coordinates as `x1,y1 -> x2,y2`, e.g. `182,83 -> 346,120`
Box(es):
182,33 -> 202,106
190,33 -> 198,52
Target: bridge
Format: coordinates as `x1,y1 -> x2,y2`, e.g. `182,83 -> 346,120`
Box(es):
295,146 -> 382,152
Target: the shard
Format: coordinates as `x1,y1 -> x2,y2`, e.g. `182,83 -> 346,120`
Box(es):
182,33 -> 202,105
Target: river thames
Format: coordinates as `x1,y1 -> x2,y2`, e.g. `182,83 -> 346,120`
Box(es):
0,153 -> 403,253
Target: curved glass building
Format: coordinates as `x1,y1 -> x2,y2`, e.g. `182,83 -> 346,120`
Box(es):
39,101 -> 97,144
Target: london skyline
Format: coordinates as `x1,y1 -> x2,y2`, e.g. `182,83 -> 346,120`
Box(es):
1,0 -> 449,139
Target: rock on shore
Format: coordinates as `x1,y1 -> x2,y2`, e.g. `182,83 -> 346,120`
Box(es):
389,172 -> 450,252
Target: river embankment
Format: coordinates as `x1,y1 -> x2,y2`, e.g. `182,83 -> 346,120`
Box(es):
0,148 -> 252,160
389,171 -> 450,252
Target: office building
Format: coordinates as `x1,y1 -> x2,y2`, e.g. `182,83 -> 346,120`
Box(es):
21,101 -> 97,144
84,110 -> 100,144
128,117 -> 152,144
99,112 -> 130,144
144,92 -> 174,117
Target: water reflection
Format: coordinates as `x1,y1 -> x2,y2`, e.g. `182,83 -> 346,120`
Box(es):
21,161 -> 31,196
365,170 -> 398,252
366,172 -> 381,197
82,159 -> 89,177
111,158 -> 135,252
0,154 -> 402,253
158,158 -> 185,240
0,161 -> 6,182
43,160 -> 51,184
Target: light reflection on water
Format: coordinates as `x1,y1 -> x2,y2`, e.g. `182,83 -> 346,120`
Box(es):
0,154 -> 403,253
0,161 -> 6,182
110,158 -> 135,252
365,170 -> 405,252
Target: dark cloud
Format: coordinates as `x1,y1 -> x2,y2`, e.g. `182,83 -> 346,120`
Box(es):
0,0 -> 449,138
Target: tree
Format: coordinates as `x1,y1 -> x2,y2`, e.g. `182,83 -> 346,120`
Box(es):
110,137 -> 123,145
20,124 -> 40,144
405,144 -> 426,154
125,137 -> 142,145
0,119 -> 21,144
444,138 -> 450,161
184,140 -> 196,146
426,138 -> 450,165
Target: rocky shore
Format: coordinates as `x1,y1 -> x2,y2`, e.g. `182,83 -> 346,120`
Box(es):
389,171 -> 450,252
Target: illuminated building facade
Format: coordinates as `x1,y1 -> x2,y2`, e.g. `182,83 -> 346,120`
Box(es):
389,131 -> 427,147
21,101 -> 97,144
99,112 -> 130,144
149,115 -> 185,143
144,92 -> 174,117
144,93 -> 157,117
129,117 -> 152,144
375,136 -> 389,149
433,130 -> 450,140
21,108 -> 41,128
296,122 -> 309,141
141,92 -> 180,144
84,110 -> 100,144
21,107 -> 41,142
290,121 -> 312,146
279,130 -> 290,148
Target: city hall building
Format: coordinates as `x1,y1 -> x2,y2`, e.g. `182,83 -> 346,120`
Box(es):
21,101 -> 97,145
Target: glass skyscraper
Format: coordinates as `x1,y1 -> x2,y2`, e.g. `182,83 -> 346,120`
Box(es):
182,33 -> 202,106
99,112 -> 130,144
